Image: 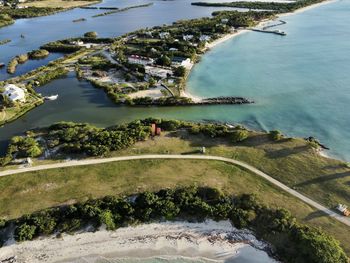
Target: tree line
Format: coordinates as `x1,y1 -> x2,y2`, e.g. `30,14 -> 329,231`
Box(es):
0,186 -> 347,263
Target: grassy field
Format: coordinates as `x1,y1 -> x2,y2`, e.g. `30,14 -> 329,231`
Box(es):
19,0 -> 100,9
108,131 -> 350,209
1,157 -> 350,254
0,130 -> 349,252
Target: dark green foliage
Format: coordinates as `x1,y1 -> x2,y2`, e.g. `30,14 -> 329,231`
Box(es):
32,67 -> 68,86
173,66 -> 186,77
290,225 -> 349,263
128,96 -> 194,106
45,121 -> 151,156
192,0 -> 326,14
7,136 -> 42,158
14,223 -> 36,242
84,31 -> 98,38
1,7 -> 62,19
156,55 -> 172,66
28,49 -> 50,59
269,130 -> 283,141
231,129 -> 249,143
1,187 -> 347,263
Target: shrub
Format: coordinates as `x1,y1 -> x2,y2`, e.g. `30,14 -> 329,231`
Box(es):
231,129 -> 249,143
269,130 -> 283,141
84,31 -> 98,38
15,223 -> 36,241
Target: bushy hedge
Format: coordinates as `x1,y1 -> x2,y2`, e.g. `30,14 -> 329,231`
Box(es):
0,119 -> 248,164
0,187 -> 347,263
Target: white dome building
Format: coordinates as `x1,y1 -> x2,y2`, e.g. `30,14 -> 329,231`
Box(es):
2,84 -> 26,102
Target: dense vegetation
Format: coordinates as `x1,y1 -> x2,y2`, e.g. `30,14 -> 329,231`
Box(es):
0,186 -> 347,263
28,49 -> 50,59
127,96 -> 194,106
30,67 -> 68,86
192,0 -> 326,13
0,119 -> 251,164
91,3 -> 153,18
0,14 -> 14,28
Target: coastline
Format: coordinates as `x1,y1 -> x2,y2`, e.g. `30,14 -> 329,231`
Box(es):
182,0 -> 340,160
0,220 -> 273,263
278,0 -> 338,18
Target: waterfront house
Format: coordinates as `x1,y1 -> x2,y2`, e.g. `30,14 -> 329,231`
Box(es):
199,35 -> 211,42
183,35 -> 194,41
71,40 -> 84,46
127,55 -> 154,66
145,66 -> 172,79
171,57 -> 192,69
2,84 -> 26,102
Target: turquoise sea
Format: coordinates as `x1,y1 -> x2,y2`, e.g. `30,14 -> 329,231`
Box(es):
187,0 -> 350,160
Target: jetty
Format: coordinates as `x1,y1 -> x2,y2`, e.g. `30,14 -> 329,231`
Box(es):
251,28 -> 286,36
198,96 -> 253,105
251,20 -> 287,36
73,18 -> 86,23
262,20 -> 286,30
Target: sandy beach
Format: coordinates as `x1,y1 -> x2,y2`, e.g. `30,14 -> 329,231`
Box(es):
0,220 -> 272,263
278,0 -> 338,18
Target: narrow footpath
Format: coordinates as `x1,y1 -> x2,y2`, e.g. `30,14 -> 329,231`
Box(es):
0,154 -> 349,227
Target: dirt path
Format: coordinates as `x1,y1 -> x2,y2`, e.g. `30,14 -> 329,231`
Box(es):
0,154 -> 349,226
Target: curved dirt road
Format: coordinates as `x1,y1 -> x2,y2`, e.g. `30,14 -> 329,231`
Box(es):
0,154 -> 349,226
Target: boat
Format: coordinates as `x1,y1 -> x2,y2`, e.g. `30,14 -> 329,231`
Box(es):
0,63 -> 5,68
45,95 -> 59,101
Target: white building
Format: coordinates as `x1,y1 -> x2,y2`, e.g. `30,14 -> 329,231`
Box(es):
2,84 -> 26,102
183,34 -> 194,41
71,40 -> 84,46
172,57 -> 192,69
221,18 -> 229,24
199,35 -> 211,42
127,55 -> 154,66
159,32 -> 170,39
145,66 -> 172,79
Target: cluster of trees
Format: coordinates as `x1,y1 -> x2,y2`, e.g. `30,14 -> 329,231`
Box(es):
193,0 -> 326,14
31,67 -> 68,86
78,54 -> 114,70
28,49 -> 50,59
0,136 -> 42,165
269,130 -> 283,141
0,14 -> 14,28
7,49 -> 50,74
0,7 -> 62,19
84,31 -> 98,38
0,186 -> 347,262
42,121 -> 151,156
89,79 -> 128,103
0,119 -> 252,163
126,96 -> 194,106
41,41 -> 83,53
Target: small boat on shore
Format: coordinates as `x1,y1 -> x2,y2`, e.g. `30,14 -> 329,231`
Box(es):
45,95 -> 58,101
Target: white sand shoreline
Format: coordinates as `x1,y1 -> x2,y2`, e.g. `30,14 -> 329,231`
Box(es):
0,220 -> 273,263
